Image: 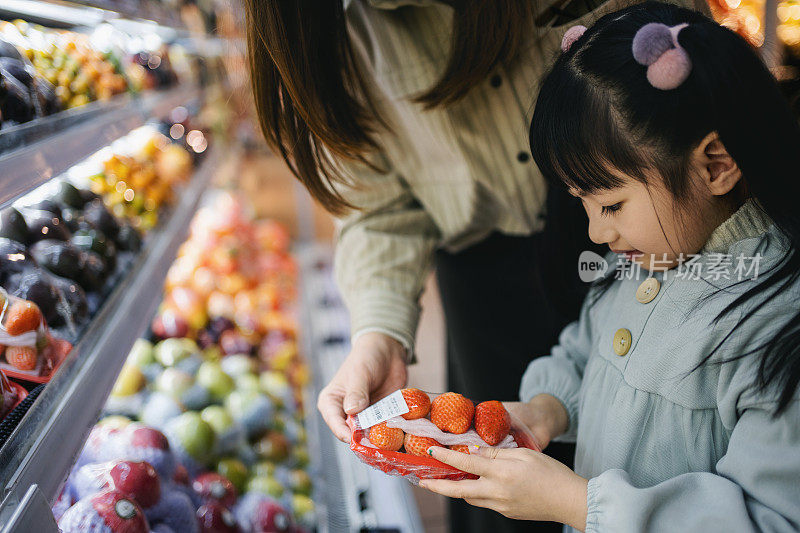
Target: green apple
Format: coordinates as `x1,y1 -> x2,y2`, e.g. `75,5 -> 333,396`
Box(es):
203,345 -> 222,362
235,373 -> 261,393
127,339 -> 155,367
290,469 -> 313,496
111,364 -> 145,396
197,362 -> 235,400
155,368 -> 195,399
179,338 -> 200,355
167,411 -> 217,462
251,461 -> 277,478
220,354 -> 257,377
97,415 -> 132,430
217,457 -> 249,494
246,475 -> 285,499
201,405 -> 235,434
155,338 -> 191,366
259,371 -> 291,400
292,494 -> 315,521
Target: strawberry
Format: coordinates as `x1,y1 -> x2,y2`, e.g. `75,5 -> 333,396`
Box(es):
400,388 -> 431,420
403,434 -> 442,457
430,392 -> 474,434
4,300 -> 42,335
5,345 -> 37,371
474,400 -> 511,446
368,422 -> 404,451
449,444 -> 471,454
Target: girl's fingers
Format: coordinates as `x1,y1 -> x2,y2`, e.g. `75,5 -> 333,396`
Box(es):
473,446 -> 522,460
419,479 -> 490,500
427,446 -> 494,476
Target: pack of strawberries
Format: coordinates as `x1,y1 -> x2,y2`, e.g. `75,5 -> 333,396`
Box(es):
0,288 -> 72,382
348,389 -> 540,482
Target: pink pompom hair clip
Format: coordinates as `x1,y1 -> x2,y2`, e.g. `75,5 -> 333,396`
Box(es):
561,25 -> 587,52
632,22 -> 692,90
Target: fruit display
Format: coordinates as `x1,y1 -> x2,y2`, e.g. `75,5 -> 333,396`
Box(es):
0,289 -> 72,381
348,389 -> 540,481
87,129 -> 196,230
153,191 -> 297,348
0,181 -> 144,341
55,193 -> 317,530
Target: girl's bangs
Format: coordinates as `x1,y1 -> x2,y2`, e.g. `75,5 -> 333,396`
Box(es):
531,69 -> 647,194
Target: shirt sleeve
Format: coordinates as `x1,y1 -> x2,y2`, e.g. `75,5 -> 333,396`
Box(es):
585,399 -> 800,533
518,292 -> 596,441
334,154 -> 441,359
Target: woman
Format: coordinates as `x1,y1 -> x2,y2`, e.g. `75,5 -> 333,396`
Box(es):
243,1 -> 700,531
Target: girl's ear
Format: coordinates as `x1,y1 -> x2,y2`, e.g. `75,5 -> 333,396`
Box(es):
693,132 -> 742,196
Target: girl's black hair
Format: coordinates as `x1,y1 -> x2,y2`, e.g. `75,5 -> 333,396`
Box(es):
531,1 -> 800,414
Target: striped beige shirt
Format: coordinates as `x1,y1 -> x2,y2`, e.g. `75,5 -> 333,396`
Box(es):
335,0 -> 699,355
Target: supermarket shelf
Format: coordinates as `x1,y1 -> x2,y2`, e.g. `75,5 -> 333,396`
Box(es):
0,84 -> 202,211
297,244 -> 424,533
0,146 -> 220,532
0,0 -> 183,29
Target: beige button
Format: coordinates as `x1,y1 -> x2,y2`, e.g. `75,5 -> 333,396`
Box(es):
636,277 -> 661,304
613,328 -> 632,356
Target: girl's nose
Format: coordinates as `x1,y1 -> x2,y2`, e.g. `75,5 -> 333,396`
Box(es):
587,214 -> 618,245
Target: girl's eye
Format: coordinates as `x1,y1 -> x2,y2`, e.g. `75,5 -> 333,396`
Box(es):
600,202 -> 623,216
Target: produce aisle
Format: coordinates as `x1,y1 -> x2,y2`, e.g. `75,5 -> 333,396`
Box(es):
0,1 -> 435,531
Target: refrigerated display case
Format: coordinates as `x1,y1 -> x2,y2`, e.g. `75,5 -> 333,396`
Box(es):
0,2 -> 426,531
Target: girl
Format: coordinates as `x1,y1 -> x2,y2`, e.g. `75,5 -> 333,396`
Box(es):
419,3 -> 800,531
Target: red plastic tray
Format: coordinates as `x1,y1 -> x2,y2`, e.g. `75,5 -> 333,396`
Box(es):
347,415 -> 540,482
2,336 -> 73,384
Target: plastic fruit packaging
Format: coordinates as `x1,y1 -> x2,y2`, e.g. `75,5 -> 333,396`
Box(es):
0,367 -> 26,420
0,288 -> 73,381
348,389 -> 540,482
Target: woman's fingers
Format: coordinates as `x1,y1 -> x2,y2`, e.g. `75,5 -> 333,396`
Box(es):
317,386 -> 352,443
419,478 -> 490,500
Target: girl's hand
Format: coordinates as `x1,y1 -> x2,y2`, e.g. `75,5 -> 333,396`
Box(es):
504,394 -> 570,449
419,446 -> 588,531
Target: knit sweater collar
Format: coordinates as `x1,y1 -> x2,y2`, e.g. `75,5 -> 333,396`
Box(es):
701,199 -> 774,254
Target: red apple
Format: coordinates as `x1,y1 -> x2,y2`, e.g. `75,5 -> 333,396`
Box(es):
192,472 -> 237,508
197,502 -> 241,533
109,461 -> 161,508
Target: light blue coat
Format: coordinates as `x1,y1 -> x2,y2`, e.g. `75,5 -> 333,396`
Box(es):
520,201 -> 800,532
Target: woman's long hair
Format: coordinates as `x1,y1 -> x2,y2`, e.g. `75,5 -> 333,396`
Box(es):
243,1 -> 533,214
531,1 -> 800,413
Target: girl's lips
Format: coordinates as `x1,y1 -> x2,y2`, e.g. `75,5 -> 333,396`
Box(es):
612,249 -> 643,260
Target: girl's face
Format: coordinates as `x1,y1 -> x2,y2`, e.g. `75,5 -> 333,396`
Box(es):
569,135 -> 745,272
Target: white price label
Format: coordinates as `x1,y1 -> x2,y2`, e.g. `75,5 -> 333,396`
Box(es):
356,390 -> 409,429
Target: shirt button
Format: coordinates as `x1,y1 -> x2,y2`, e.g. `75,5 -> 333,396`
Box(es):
636,277 -> 661,304
517,151 -> 530,163
490,74 -> 502,87
613,328 -> 632,356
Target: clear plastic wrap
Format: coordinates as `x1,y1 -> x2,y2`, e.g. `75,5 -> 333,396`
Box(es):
347,389 -> 540,483
0,287 -> 72,382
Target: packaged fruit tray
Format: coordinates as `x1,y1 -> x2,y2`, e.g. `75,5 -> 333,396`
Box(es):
349,389 -> 540,482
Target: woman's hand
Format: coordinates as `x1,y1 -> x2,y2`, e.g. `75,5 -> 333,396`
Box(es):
504,394 -> 570,449
419,446 -> 588,531
317,332 -> 408,442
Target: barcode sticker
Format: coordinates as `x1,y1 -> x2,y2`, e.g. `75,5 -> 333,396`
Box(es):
356,390 -> 409,429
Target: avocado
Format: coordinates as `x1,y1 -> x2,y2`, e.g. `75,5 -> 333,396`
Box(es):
115,223 -> 142,252
82,200 -> 119,239
76,250 -> 108,292
13,268 -> 62,325
71,228 -> 116,270
25,210 -> 71,243
56,182 -> 87,209
0,237 -> 36,285
27,199 -> 63,219
0,208 -> 30,244
29,239 -> 83,281
48,272 -> 89,325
